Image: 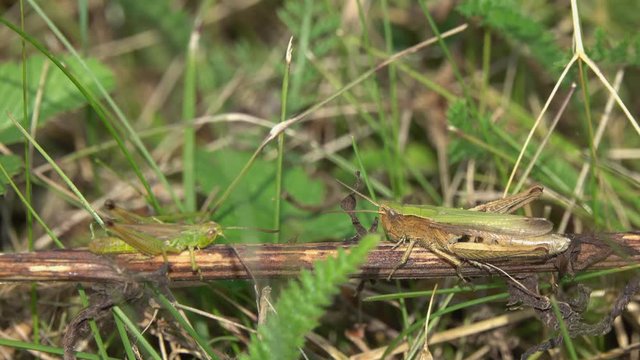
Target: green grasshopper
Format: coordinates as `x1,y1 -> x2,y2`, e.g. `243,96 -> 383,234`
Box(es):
89,200 -> 222,273
342,183 -> 571,279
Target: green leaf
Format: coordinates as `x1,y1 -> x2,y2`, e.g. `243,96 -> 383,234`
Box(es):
0,55 -> 115,144
241,233 -> 380,360
0,155 -> 23,195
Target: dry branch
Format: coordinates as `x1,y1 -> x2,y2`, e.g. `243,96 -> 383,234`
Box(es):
0,232 -> 638,283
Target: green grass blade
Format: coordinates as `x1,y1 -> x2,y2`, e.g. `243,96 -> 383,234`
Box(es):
112,306 -> 162,360
0,337 -> 109,359
0,160 -> 64,248
113,310 -> 136,360
152,288 -> 220,360
274,39 -> 293,243
77,286 -> 108,359
182,11 -> 202,213
8,115 -> 104,228
20,1 -> 39,348
551,296 -> 578,360
0,17 -> 162,212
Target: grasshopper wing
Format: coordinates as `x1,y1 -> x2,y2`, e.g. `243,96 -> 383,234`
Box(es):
111,222 -> 194,239
89,236 -> 138,254
399,204 -> 553,239
107,223 -> 181,256
104,200 -> 162,224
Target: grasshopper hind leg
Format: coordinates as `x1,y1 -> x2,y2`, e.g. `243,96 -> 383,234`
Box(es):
423,245 -> 471,282
388,237 -> 470,282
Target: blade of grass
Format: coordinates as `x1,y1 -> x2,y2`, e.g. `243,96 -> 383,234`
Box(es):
381,292 -> 509,358
419,1 -> 473,109
0,160 -> 64,248
0,337 -> 108,359
381,0 -> 404,196
7,114 -> 105,228
19,0 -> 39,348
211,24 -> 468,212
182,10 -> 203,213
26,0 -> 184,206
356,0 -> 400,196
551,296 -> 578,360
113,310 -> 136,360
0,17 -> 162,212
351,136 -> 376,202
151,287 -> 220,360
77,286 -> 108,359
112,306 -> 162,360
274,38 -> 293,243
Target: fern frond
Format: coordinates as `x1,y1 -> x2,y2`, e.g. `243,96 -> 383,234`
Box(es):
241,234 -> 380,360
592,28 -> 640,67
457,0 -> 566,73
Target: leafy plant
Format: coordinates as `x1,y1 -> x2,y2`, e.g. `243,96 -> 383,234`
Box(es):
277,0 -> 342,110
0,55 -> 114,144
242,233 -> 380,360
457,0 -> 566,73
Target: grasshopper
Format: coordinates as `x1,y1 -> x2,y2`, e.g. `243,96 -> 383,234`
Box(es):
343,183 -> 571,279
89,200 -> 222,273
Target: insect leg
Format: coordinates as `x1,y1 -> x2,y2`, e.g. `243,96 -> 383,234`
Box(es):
188,246 -> 203,279
469,185 -> 543,214
423,245 -> 468,281
388,237 -> 416,280
391,236 -> 407,250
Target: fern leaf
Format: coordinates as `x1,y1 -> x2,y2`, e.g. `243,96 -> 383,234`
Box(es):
241,234 -> 380,360
457,0 -> 566,74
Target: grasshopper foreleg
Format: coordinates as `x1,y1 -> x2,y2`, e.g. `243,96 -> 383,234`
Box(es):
187,246 -> 204,280
388,236 -> 416,280
391,235 -> 409,250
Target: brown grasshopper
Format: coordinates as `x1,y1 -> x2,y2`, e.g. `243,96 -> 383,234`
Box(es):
342,183 -> 571,279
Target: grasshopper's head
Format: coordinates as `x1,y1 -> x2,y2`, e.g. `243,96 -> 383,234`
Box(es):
197,221 -> 223,248
378,202 -> 404,242
378,202 -> 403,223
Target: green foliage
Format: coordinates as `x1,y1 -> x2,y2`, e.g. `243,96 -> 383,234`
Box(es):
457,0 -> 566,73
277,0 -> 341,110
201,40 -> 272,97
115,0 -> 190,51
0,155 -> 23,195
592,28 -> 640,66
355,142 -> 437,179
241,233 -> 380,360
195,149 -> 354,242
447,100 -> 492,163
0,55 -> 115,144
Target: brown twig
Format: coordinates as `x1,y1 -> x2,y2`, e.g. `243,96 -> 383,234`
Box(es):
0,232 -> 638,283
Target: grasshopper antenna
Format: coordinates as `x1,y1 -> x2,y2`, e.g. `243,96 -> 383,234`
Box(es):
335,179 -> 380,208
224,226 -> 279,233
474,261 -> 546,301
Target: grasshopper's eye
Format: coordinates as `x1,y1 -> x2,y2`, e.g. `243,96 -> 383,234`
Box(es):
207,229 -> 217,237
